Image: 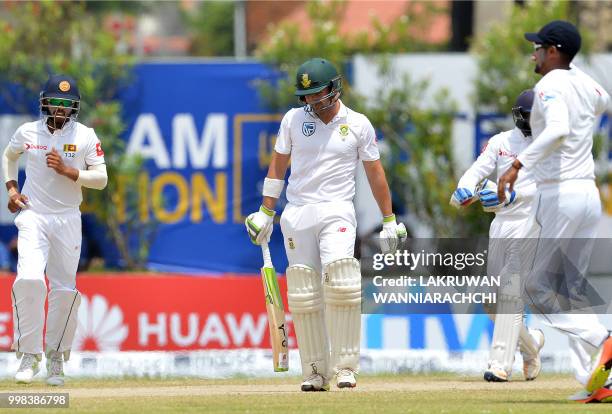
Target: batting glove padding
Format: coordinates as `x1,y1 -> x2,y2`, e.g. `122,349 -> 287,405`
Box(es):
379,215 -> 408,254
450,188 -> 473,208
245,205 -> 275,245
477,188 -> 516,212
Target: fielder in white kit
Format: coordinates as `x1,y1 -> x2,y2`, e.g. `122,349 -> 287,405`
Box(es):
452,90 -> 545,383
245,58 -> 406,391
497,21 -> 612,403
3,75 -> 107,386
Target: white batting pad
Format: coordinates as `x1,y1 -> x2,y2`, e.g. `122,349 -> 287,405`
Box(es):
286,265 -> 329,379
45,289 -> 81,359
489,273 -> 523,375
11,278 -> 47,356
323,257 -> 361,374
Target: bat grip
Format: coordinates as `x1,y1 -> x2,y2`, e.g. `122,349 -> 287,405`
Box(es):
261,241 -> 273,268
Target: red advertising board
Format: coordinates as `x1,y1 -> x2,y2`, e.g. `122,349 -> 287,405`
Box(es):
0,274 -> 295,352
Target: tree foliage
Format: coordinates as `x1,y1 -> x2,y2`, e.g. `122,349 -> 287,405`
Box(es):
185,1 -> 235,57
0,1 -> 151,269
256,0 -> 488,237
471,1 -> 589,114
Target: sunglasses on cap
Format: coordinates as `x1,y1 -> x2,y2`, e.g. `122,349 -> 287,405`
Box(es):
533,43 -> 562,51
48,98 -> 74,108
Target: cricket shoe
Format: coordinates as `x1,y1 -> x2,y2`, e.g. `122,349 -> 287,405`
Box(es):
570,380 -> 612,403
586,336 -> 612,393
301,374 -> 330,392
15,353 -> 41,384
336,368 -> 357,388
521,329 -> 545,381
484,362 -> 509,382
46,350 -> 65,386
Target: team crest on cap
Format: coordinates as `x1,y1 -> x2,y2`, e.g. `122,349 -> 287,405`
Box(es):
301,73 -> 311,88
339,124 -> 349,136
302,122 -> 316,137
59,81 -> 71,92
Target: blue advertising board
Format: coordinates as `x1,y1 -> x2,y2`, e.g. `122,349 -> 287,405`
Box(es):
118,62 -> 287,273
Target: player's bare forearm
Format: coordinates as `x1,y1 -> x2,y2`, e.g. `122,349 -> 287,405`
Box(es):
363,160 -> 393,217
263,151 -> 290,211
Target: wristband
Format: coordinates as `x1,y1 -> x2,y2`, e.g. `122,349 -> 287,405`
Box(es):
262,177 -> 285,198
260,204 -> 275,217
383,214 -> 396,223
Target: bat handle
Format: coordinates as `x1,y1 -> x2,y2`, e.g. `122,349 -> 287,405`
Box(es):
261,241 -> 273,268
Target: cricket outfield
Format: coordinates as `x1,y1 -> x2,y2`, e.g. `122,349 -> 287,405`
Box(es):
0,374 -> 607,413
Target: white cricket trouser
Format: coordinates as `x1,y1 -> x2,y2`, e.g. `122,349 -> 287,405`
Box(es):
11,208 -> 82,355
280,201 -> 356,274
521,179 -> 609,384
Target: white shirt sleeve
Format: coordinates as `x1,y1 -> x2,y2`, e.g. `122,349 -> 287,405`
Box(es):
457,135 -> 499,191
8,125 -> 26,154
595,86 -> 610,116
358,118 -> 380,161
274,111 -> 292,155
85,129 -> 106,166
517,86 -> 570,170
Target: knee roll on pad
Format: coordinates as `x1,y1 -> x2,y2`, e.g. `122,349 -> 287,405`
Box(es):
286,265 -> 328,378
45,289 -> 81,359
323,257 -> 361,374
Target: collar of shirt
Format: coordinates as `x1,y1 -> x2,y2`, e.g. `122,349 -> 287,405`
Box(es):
39,118 -> 76,137
316,99 -> 347,126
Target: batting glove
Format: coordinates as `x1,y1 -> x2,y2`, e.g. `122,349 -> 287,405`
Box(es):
450,188 -> 473,208
477,188 -> 516,212
245,205 -> 275,245
379,214 -> 408,254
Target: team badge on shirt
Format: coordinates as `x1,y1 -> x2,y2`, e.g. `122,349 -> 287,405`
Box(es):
302,122 -> 316,137
63,144 -> 77,152
288,238 -> 295,249
339,124 -> 349,136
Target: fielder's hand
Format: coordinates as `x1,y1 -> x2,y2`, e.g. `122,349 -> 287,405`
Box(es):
450,188 -> 473,208
497,161 -> 521,203
7,190 -> 28,213
46,148 -> 67,175
379,214 -> 408,254
245,205 -> 275,245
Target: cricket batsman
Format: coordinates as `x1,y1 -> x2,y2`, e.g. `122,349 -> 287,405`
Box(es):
451,90 -> 545,382
4,75 -> 107,385
245,58 -> 406,391
497,20 -> 612,402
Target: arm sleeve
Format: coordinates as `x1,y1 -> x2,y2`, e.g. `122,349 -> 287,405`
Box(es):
274,112 -> 292,155
76,163 -> 107,190
595,86 -> 610,116
457,137 -> 499,191
517,88 -> 570,170
85,129 -> 106,166
2,145 -> 21,183
358,118 -> 380,161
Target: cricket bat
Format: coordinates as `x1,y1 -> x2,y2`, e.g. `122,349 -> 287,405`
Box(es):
260,241 -> 289,372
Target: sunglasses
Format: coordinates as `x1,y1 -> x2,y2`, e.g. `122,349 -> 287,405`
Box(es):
48,98 -> 74,108
533,43 -> 562,51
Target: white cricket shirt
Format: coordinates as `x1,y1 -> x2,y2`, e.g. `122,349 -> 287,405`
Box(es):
517,65 -> 610,183
275,100 -> 380,205
9,120 -> 106,214
458,128 -> 536,217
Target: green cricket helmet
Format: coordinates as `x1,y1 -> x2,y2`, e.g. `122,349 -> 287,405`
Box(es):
294,58 -> 342,113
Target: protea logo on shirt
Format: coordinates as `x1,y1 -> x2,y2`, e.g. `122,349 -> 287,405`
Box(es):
339,124 -> 349,136
302,122 -> 316,137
